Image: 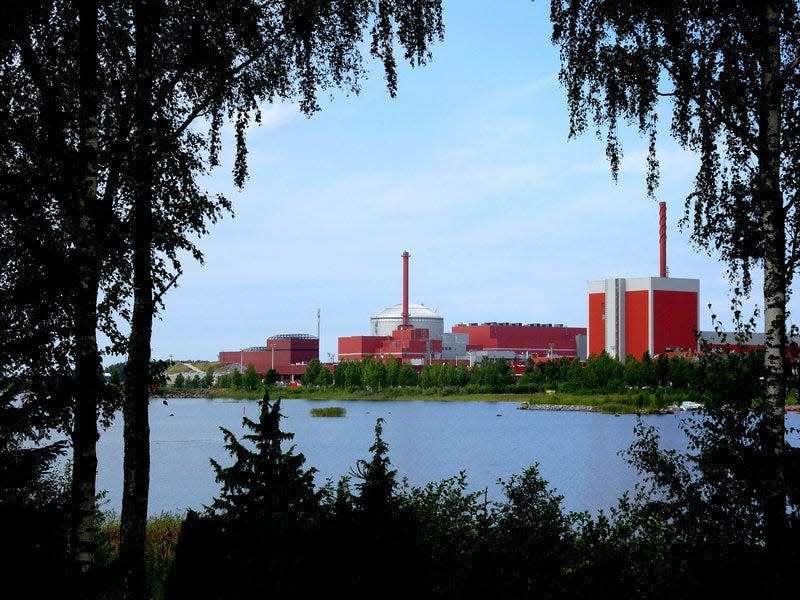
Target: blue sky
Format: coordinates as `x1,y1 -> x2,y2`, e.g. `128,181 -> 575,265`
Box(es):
146,0 -> 793,363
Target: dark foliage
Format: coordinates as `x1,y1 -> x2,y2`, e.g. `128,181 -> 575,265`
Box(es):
619,341 -> 800,597
153,388 -> 800,598
167,394 -> 322,598
0,432 -> 71,598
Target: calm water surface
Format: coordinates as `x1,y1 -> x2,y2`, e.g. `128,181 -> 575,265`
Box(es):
93,397 -> 800,517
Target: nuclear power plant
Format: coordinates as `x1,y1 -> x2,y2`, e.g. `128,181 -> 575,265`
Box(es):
337,250 -> 587,365
338,251 -> 446,362
219,202 -> 714,381
587,202 -> 700,360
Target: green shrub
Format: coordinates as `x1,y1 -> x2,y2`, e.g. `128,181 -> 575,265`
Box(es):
310,406 -> 346,417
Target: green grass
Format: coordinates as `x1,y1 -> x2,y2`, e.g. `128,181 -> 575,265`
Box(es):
97,511 -> 183,600
310,406 -> 346,417
202,386 -> 706,414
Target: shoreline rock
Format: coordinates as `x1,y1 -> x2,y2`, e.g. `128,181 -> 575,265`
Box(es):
518,402 -> 595,412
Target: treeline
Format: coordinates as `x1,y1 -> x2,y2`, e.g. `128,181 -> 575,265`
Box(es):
301,350 -> 766,397
171,365 -> 267,391
167,351 -> 768,406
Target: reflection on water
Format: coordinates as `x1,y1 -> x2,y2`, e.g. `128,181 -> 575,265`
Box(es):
93,397 -> 800,518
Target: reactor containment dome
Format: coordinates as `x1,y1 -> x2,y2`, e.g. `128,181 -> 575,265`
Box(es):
371,303 -> 444,340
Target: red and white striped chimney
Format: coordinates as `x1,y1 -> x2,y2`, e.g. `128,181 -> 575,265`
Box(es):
659,201 -> 667,278
401,250 -> 410,328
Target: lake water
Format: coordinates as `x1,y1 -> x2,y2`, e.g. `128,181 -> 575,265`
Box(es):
93,397 -> 800,517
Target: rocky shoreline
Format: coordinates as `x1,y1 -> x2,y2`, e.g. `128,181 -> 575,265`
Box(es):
517,402 -> 596,412
516,402 -> 682,415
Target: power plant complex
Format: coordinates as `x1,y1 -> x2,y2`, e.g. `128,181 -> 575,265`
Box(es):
219,203 -> 709,381
588,203 -> 700,360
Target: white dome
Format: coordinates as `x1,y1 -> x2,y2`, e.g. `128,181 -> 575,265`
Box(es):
371,303 -> 444,339
373,303 -> 442,320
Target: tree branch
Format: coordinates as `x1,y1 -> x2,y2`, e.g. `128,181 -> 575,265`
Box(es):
152,267 -> 181,305
784,53 -> 800,78
170,52 -> 264,141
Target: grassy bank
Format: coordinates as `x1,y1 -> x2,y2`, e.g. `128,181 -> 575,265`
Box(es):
194,387 -> 698,414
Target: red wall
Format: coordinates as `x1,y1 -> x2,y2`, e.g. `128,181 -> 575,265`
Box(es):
624,290 -> 649,360
219,336 -> 319,376
218,350 -> 272,374
338,330 -> 443,361
266,337 -> 318,366
451,323 -> 585,357
588,293 -> 605,356
338,336 -> 387,358
653,290 -> 698,354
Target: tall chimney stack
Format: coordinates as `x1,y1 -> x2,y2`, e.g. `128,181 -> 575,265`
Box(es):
401,251 -> 410,328
659,201 -> 667,277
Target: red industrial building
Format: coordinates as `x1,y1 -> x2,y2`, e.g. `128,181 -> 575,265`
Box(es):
587,277 -> 699,360
451,322 -> 586,359
219,204 -> 765,373
338,251 -> 585,364
587,202 -> 700,360
338,251 -> 444,363
218,334 -> 318,380
339,327 -> 443,362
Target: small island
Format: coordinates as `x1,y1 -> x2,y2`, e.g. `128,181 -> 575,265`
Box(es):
310,406 -> 346,417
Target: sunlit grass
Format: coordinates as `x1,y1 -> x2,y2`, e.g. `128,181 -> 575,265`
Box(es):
310,406 -> 346,417
97,511 -> 183,600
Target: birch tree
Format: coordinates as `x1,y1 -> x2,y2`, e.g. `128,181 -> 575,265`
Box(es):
2,1 -> 444,597
548,0 -> 800,593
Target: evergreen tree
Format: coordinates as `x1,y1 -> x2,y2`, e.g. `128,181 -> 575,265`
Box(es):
351,418 -> 399,519
209,394 -> 319,520
169,394 -> 322,598
242,363 -> 260,391
263,368 -> 278,387
202,367 -> 214,389
398,363 -> 419,387
172,373 -> 184,389
347,418 -> 421,594
231,370 -> 243,389
0,402 -> 71,597
469,465 -> 576,598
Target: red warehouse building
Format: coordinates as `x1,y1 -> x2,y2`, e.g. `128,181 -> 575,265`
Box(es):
587,277 -> 699,360
218,334 -> 319,379
451,322 -> 586,359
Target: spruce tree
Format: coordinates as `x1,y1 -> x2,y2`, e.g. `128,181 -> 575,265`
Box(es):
169,393 -> 322,598
347,418 -> 422,595
209,393 -> 319,521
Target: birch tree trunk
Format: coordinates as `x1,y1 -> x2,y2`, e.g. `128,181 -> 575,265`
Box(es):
120,1 -> 155,597
759,2 -> 787,594
69,1 -> 101,594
